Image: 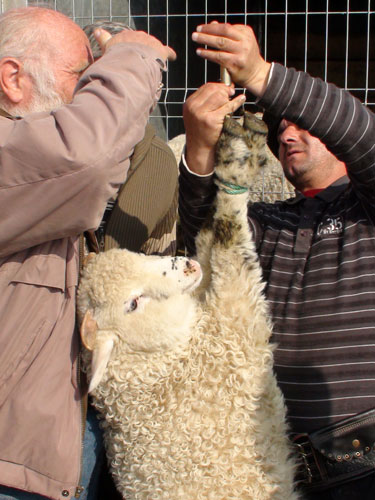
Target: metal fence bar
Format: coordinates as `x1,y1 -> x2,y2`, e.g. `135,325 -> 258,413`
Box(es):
304,0 -> 308,73
365,0 -> 371,106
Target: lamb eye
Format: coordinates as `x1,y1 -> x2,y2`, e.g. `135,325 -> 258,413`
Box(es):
129,299 -> 138,312
124,295 -> 145,314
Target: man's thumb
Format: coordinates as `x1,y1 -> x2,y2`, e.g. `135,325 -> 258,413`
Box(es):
93,28 -> 112,54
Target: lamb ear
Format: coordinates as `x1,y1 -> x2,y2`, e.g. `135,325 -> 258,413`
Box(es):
88,336 -> 115,393
80,310 -> 98,351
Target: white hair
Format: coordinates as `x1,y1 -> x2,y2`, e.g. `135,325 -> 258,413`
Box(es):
0,6 -> 66,115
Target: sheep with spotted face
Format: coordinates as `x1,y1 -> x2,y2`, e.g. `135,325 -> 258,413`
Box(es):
77,112 -> 299,500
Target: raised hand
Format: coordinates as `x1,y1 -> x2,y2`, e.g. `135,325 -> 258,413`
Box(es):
94,28 -> 177,62
192,22 -> 271,96
183,82 -> 246,175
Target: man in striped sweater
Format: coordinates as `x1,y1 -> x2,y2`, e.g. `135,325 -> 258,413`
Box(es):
179,22 -> 375,499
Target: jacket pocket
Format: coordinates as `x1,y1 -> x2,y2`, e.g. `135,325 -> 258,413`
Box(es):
10,252 -> 66,291
0,253 -> 67,405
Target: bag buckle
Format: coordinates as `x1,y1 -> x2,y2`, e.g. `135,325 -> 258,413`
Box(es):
293,433 -> 324,486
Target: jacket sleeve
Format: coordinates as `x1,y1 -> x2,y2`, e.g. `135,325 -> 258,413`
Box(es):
178,157 -> 216,256
258,63 -> 375,209
0,42 -> 164,257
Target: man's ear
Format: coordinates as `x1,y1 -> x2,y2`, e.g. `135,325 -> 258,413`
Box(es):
0,57 -> 32,104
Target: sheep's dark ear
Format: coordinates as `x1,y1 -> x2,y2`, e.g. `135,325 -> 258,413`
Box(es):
80,310 -> 98,351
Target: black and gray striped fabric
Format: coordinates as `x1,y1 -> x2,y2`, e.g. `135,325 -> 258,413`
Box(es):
179,62 -> 375,435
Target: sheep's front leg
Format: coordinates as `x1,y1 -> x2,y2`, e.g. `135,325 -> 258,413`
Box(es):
207,112 -> 269,307
193,206 -> 215,298
209,188 -> 264,299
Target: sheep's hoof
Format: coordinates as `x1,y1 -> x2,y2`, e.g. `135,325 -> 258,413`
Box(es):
243,111 -> 268,136
222,114 -> 245,137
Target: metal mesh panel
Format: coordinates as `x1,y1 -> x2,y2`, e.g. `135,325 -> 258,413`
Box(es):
1,0 -> 373,140
0,0 -> 374,201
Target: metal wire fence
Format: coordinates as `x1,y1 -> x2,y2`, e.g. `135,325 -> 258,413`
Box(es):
0,0 -> 374,142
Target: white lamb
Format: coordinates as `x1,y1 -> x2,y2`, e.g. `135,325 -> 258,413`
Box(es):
77,112 -> 299,500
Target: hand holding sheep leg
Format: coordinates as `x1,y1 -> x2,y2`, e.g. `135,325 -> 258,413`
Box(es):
183,82 -> 246,175
192,22 -> 271,97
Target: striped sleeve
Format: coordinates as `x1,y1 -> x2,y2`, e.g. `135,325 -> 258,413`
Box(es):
178,160 -> 217,255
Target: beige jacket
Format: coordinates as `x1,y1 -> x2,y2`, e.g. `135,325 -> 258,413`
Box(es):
0,42 -> 164,499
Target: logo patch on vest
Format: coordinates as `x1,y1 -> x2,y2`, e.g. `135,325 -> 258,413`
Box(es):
317,216 -> 343,236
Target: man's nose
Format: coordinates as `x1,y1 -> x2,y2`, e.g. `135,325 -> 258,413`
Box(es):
279,122 -> 299,145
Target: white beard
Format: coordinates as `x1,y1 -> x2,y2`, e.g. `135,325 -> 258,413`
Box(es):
2,65 -> 67,117
8,87 -> 66,117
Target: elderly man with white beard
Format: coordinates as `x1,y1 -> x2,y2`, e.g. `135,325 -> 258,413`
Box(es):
0,6 -> 175,500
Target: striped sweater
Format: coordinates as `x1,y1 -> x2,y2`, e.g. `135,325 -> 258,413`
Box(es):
179,63 -> 375,435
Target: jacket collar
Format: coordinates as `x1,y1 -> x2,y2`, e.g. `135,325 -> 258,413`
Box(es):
0,107 -> 21,120
286,175 -> 350,205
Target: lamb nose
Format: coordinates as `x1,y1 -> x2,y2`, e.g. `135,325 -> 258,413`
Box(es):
184,259 -> 198,274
